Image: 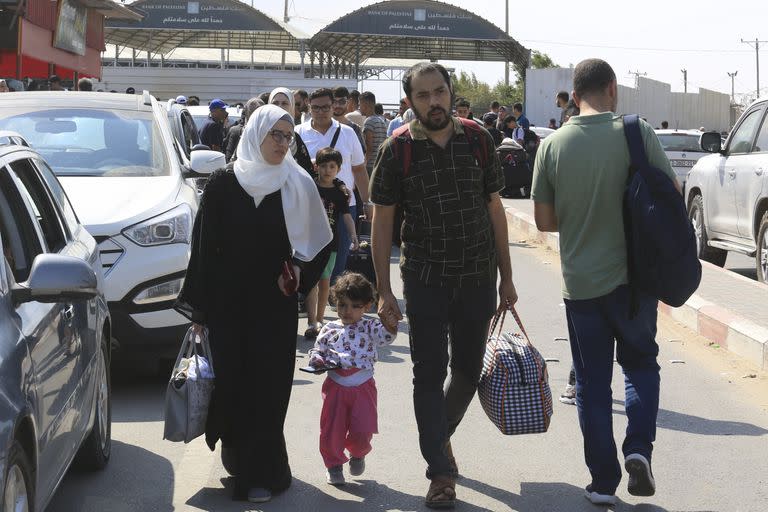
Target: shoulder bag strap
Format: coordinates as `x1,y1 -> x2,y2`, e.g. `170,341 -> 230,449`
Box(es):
622,114 -> 649,174
330,125 -> 342,149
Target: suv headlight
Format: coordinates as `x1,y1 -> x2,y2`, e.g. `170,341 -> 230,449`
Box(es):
122,204 -> 192,247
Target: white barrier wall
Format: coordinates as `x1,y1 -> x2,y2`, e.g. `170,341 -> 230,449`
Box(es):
525,68 -> 731,132
96,67 -> 357,103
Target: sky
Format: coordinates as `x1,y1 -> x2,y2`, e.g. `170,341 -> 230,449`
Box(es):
249,0 -> 768,105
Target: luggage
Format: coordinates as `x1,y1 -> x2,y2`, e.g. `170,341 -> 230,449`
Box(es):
163,326 -> 215,443
345,234 -> 376,285
497,139 -> 531,197
478,307 -> 553,435
622,114 -> 701,309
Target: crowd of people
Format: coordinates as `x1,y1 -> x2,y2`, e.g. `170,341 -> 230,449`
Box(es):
170,57 -> 669,511
4,61 -> 670,510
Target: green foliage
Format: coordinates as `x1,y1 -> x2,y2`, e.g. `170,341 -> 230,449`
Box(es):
450,51 -> 558,115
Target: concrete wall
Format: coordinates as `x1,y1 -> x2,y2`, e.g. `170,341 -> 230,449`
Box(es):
96,67 -> 357,103
525,67 -> 732,132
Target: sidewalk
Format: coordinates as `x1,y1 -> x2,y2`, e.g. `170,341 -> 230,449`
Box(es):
503,200 -> 768,371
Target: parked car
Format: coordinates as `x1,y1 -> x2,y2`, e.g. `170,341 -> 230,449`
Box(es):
685,98 -> 768,281
0,132 -> 112,512
530,126 -> 555,140
654,129 -> 710,190
0,91 -> 225,361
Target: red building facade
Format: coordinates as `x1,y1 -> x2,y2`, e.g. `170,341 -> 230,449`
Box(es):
0,0 -> 139,82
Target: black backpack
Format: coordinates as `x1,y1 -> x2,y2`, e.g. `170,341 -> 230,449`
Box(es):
622,115 -> 701,312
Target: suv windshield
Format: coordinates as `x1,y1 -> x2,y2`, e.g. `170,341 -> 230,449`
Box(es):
657,133 -> 703,153
0,109 -> 170,177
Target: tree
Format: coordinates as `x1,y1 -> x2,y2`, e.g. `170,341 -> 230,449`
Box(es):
448,51 -> 558,115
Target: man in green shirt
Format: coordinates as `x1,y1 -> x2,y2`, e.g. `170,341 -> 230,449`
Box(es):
532,59 -> 680,506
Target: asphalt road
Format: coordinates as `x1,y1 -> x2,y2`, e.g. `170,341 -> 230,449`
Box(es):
47,230 -> 768,512
502,197 -> 760,282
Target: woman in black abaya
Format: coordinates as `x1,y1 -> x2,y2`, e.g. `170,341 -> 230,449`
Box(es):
175,105 -> 332,503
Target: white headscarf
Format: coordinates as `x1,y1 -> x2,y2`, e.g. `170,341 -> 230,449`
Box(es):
234,105 -> 332,262
269,87 -> 300,155
269,87 -> 295,115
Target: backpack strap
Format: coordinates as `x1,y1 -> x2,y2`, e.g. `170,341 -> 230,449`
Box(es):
329,124 -> 342,149
622,114 -> 649,174
391,123 -> 414,177
458,118 -> 489,168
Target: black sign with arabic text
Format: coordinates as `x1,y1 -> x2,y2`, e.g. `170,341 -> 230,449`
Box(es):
107,0 -> 284,31
323,1 -> 506,40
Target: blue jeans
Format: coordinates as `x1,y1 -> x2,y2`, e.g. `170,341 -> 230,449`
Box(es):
564,285 -> 660,495
330,204 -> 356,284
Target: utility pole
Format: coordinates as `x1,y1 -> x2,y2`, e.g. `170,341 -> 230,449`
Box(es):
741,38 -> 767,99
628,69 -> 647,89
504,0 -> 510,86
728,71 -> 738,104
281,0 -> 290,69
681,68 -> 687,93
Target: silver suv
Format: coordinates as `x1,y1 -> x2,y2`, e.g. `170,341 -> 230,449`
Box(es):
686,98 -> 768,281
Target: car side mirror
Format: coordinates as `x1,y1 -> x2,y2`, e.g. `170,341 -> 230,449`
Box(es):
11,254 -> 98,304
700,131 -> 722,153
186,150 -> 225,176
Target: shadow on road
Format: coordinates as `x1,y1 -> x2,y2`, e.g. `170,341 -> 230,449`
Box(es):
613,399 -> 768,436
185,477 -> 423,511
48,440 -> 174,511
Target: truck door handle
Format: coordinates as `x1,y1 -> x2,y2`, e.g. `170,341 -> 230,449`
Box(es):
62,304 -> 75,322
727,170 -> 737,179
757,168 -> 765,176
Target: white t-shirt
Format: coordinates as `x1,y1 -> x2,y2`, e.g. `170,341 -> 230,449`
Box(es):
296,118 -> 365,207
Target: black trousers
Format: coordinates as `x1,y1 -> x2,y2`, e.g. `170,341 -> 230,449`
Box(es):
402,277 -> 496,479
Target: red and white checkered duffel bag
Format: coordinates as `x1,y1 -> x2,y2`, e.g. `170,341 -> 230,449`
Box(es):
478,307 -> 553,435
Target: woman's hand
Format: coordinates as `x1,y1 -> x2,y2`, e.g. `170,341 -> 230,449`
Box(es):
191,322 -> 205,338
278,264 -> 301,296
350,237 -> 360,252
309,354 -> 325,368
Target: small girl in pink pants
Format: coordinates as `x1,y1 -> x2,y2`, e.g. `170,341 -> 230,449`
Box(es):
309,272 -> 397,485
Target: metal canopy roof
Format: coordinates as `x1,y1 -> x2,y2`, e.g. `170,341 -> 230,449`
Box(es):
309,0 -> 529,66
105,0 -> 307,53
79,0 -> 144,21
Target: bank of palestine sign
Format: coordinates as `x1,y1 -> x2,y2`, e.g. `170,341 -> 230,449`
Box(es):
53,0 -> 88,56
323,1 -> 505,40
107,0 -> 285,31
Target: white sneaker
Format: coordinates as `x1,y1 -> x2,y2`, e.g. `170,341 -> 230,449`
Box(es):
625,453 -> 656,496
559,383 -> 576,405
584,485 -> 617,506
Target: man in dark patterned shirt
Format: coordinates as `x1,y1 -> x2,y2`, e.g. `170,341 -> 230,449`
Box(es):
370,62 -> 518,509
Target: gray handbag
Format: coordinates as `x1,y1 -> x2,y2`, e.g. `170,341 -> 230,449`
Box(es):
163,326 -> 215,443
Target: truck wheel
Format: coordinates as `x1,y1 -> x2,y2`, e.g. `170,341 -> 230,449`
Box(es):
689,194 -> 727,267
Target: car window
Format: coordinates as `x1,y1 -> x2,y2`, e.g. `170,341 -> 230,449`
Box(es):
657,134 -> 704,153
180,111 -> 200,156
728,108 -> 763,155
753,113 -> 768,153
7,159 -> 67,252
0,108 -> 170,177
33,158 -> 80,235
0,167 -> 44,282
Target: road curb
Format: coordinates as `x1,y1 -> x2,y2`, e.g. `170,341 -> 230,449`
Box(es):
505,206 -> 768,371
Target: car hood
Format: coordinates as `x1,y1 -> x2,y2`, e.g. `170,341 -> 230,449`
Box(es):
58,176 -> 181,236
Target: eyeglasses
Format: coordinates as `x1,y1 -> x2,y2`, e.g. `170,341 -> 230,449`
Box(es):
268,129 -> 294,145
310,104 -> 332,112
333,98 -> 348,106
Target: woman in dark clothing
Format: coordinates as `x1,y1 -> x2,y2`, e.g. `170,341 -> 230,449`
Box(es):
225,97 -> 263,163
269,87 -> 314,176
175,105 -> 332,503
